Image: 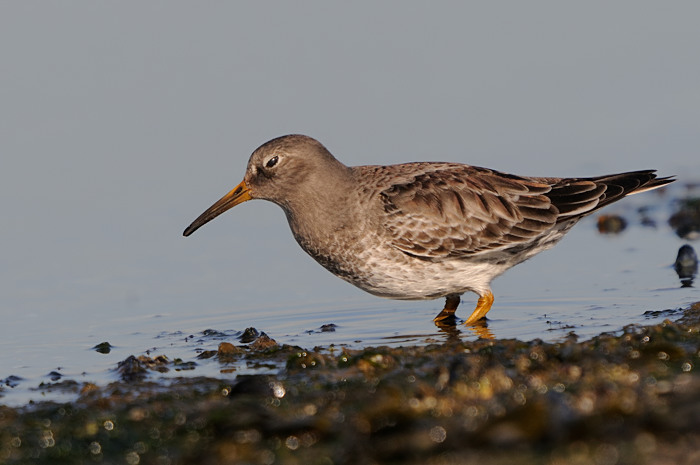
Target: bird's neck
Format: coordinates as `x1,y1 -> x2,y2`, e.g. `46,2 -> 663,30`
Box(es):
282,171 -> 360,257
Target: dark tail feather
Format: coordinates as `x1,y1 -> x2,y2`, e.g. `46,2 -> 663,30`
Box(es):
549,170 -> 674,220
591,170 -> 674,210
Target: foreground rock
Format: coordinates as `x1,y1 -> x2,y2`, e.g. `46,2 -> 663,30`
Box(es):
1,304 -> 700,464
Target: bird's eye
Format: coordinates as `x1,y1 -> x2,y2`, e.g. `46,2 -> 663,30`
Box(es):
265,156 -> 279,168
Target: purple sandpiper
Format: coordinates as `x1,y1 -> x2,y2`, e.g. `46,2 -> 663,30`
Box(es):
184,135 -> 673,326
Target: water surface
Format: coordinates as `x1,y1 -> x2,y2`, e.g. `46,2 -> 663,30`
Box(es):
2,1 -> 699,408
1,183 -> 697,406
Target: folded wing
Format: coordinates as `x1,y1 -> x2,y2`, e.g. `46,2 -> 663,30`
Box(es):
380,166 -> 672,259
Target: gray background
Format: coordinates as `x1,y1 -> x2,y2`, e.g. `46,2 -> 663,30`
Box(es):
1,3 -> 698,357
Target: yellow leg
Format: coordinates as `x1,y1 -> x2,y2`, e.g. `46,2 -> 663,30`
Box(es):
433,294 -> 460,322
463,291 -> 494,325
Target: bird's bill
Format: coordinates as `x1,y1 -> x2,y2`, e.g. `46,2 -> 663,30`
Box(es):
183,180 -> 252,236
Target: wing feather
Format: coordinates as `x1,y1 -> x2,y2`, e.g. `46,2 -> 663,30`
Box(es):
380,165 -> 557,258
373,164 -> 672,260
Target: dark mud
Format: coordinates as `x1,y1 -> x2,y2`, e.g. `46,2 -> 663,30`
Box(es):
2,303 -> 700,464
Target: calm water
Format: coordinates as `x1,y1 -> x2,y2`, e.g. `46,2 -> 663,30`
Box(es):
1,182 -> 697,406
2,2 -> 700,407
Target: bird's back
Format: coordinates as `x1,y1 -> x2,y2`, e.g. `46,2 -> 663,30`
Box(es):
353,163 -> 672,262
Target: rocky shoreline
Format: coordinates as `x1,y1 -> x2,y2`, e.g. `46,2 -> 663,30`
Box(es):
2,302 -> 699,464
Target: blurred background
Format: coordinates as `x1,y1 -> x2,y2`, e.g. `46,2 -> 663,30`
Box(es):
1,2 -> 698,403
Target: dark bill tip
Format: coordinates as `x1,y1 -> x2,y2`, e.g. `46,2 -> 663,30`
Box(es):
182,180 -> 252,237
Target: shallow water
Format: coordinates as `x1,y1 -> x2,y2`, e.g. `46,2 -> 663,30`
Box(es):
1,183 -> 698,407
3,2 -> 700,409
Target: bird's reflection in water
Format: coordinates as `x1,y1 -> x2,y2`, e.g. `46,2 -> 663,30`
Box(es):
674,244 -> 698,288
435,318 -> 495,341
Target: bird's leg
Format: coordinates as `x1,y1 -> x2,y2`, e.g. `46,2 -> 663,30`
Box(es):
433,294 -> 461,323
463,291 -> 494,325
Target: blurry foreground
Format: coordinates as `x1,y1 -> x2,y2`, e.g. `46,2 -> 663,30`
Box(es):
2,303 -> 700,465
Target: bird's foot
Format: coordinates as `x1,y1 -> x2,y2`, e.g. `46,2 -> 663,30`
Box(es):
463,291 -> 494,326
433,308 -> 457,324
433,294 -> 461,325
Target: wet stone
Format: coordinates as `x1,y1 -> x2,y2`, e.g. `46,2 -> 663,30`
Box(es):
596,214 -> 627,234
240,327 -> 260,343
643,308 -> 683,320
173,359 -> 197,371
215,342 -> 245,363
93,341 -> 113,354
675,244 -> 698,287
287,351 -> 327,371
117,356 -> 148,382
116,355 -> 170,382
33,379 -> 81,395
249,333 -> 278,352
3,375 -> 23,388
228,374 -> 278,397
197,350 -> 218,360
217,342 -> 241,356
202,329 -> 229,338
307,323 -> 338,334
2,301 -> 700,465
669,197 -> 700,240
